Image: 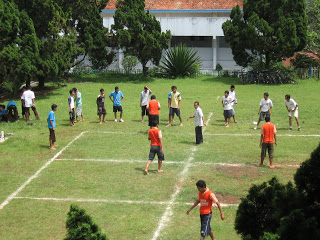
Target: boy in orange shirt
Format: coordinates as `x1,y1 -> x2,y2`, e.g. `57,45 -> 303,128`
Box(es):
260,116 -> 277,168
144,123 -> 164,175
187,180 -> 225,240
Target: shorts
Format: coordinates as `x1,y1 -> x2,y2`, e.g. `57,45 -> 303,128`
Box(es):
25,106 -> 37,114
113,106 -> 123,113
169,107 -> 180,117
224,110 -> 233,119
288,109 -> 298,118
69,109 -> 75,121
200,212 -> 212,237
261,142 -> 274,159
22,105 -> 26,116
148,145 -> 165,161
97,105 -> 106,116
259,111 -> 270,121
49,129 -> 56,143
76,105 -> 83,116
141,105 -> 149,116
148,115 -> 159,127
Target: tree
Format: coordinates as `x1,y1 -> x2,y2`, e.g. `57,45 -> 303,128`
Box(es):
0,0 -> 38,94
222,0 -> 307,69
111,0 -> 171,75
305,0 -> 320,58
235,143 -> 320,239
65,204 -> 108,240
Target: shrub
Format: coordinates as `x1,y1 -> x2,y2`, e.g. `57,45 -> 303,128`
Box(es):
122,56 -> 139,73
65,204 -> 108,240
160,43 -> 201,78
215,63 -> 223,76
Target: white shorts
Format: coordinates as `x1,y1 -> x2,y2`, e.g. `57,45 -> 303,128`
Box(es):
76,105 -> 83,116
288,109 -> 298,118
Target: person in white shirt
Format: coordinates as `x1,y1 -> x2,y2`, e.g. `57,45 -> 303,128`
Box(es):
22,86 -> 40,121
68,89 -> 75,126
254,92 -> 273,130
186,102 -> 206,145
285,94 -> 301,131
222,91 -> 235,128
229,85 -> 238,123
140,85 -> 152,123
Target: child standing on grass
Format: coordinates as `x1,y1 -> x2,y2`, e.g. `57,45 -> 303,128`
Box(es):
74,88 -> 84,122
144,123 -> 165,175
186,101 -> 206,145
109,86 -> 124,122
284,94 -> 301,131
254,92 -> 273,130
222,91 -> 234,127
47,104 -> 57,150
167,86 -> 182,127
187,180 -> 225,240
229,85 -> 238,123
97,88 -> 107,124
68,89 -> 75,126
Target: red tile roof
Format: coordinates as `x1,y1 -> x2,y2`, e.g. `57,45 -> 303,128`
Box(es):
104,0 -> 243,10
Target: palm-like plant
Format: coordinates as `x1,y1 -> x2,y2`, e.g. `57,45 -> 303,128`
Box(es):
160,43 -> 201,77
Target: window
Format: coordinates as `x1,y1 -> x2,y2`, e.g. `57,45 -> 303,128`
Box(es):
171,36 -> 212,48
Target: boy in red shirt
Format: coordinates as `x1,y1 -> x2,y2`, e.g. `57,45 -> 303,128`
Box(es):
187,180 -> 225,240
144,123 -> 164,175
260,116 -> 277,168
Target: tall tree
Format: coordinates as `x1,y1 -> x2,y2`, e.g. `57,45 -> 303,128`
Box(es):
305,0 -> 320,58
0,0 -> 38,94
222,0 -> 307,69
111,0 -> 171,75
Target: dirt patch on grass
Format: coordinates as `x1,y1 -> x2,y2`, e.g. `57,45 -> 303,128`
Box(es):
215,192 -> 241,204
215,166 -> 266,180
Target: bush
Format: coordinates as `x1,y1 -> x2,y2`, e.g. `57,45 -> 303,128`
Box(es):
160,43 -> 201,78
291,53 -> 320,69
122,56 -> 139,73
215,63 -> 223,76
65,204 -> 108,240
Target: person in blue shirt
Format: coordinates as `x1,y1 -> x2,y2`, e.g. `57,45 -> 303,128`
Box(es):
47,104 -> 58,150
6,101 -> 19,122
109,86 -> 124,122
73,88 -> 84,122
0,104 -> 7,122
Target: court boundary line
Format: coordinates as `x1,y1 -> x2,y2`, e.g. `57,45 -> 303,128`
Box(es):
0,131 -> 87,210
12,196 -> 237,207
151,113 -> 213,240
55,158 -> 299,168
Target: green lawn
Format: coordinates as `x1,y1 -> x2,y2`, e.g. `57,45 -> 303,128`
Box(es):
0,75 -> 319,239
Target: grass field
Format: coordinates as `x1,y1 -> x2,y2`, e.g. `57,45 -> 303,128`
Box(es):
0,75 -> 319,239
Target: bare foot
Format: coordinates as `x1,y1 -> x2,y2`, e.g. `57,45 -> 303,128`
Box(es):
80,120 -> 84,122
180,123 -> 183,126
166,124 -> 171,127
157,170 -> 164,173
234,120 -> 238,123
270,165 -> 275,169
144,170 -> 149,175
100,122 -> 102,124
172,119 -> 175,122
226,125 -> 229,128
74,121 -> 77,123
224,123 -> 227,126
141,120 -> 144,123
50,147 -> 56,150
103,120 -> 107,122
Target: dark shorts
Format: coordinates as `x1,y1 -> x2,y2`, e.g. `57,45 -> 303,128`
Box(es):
169,107 -> 180,117
113,106 -> 123,113
224,110 -> 233,119
261,142 -> 274,159
259,111 -> 270,121
25,106 -> 37,114
200,212 -> 212,237
49,129 -> 56,143
141,105 -> 149,116
97,105 -> 106,115
148,115 -> 159,127
69,109 -> 75,121
148,145 -> 165,161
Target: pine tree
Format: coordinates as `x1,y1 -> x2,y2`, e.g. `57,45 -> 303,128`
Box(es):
222,0 -> 307,69
111,0 -> 171,75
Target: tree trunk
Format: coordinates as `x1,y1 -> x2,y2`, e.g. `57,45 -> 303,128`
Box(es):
39,76 -> 45,89
142,63 -> 148,76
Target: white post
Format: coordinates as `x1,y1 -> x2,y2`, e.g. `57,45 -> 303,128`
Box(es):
212,36 -> 217,70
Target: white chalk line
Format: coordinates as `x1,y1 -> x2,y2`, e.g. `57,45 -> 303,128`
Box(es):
12,196 -> 237,207
151,113 -> 213,240
55,158 -> 299,168
0,131 -> 87,210
204,133 -> 320,137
